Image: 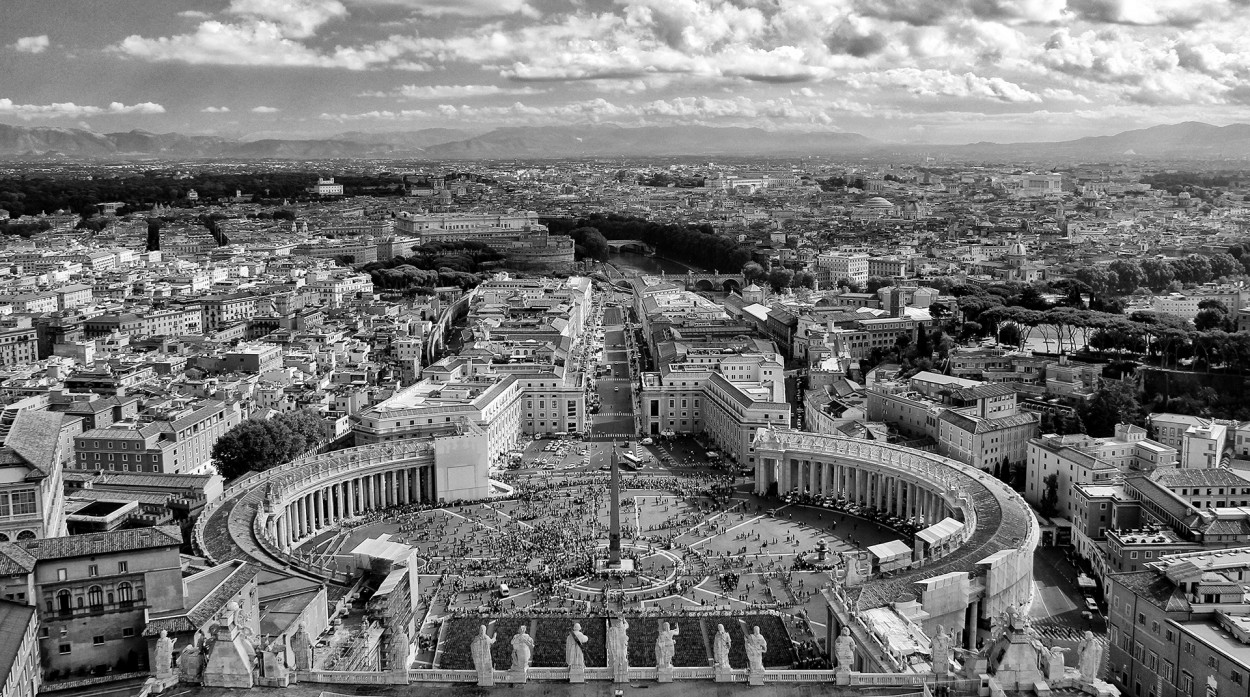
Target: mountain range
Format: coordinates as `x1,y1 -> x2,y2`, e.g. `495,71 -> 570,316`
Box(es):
1,121 -> 1248,161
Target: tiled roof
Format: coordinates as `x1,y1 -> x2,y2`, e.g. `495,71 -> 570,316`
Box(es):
11,525 -> 180,560
0,600 -> 35,679
1112,570 -> 1191,613
5,410 -> 66,477
1153,468 -> 1250,489
0,544 -> 36,575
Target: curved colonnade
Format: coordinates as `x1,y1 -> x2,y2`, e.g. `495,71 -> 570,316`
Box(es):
753,428 -> 1038,658
194,440 -> 442,584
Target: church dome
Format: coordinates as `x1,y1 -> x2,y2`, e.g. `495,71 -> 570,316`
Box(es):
864,196 -> 894,209
1008,241 -> 1028,256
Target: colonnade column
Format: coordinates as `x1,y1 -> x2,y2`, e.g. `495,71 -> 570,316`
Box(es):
821,462 -> 831,497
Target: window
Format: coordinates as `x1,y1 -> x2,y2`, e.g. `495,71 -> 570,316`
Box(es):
118,561 -> 128,573
1161,660 -> 1174,683
92,635 -> 104,646
122,628 -> 135,638
88,564 -> 98,577
1207,656 -> 1219,670
58,644 -> 71,655
1181,672 -> 1193,695
57,568 -> 67,581
87,586 -> 103,608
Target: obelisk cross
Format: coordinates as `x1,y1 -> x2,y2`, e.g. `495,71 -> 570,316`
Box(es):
608,445 -> 622,566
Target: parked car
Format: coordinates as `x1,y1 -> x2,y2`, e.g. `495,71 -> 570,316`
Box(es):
1084,597 -> 1099,612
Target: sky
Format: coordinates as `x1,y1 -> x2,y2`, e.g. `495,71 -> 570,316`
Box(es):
3,0 -> 1250,144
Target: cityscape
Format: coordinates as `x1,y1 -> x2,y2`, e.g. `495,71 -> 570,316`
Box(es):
3,2 -> 1250,697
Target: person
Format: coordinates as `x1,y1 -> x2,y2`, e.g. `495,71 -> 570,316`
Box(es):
471,625 -> 495,677
744,626 -> 768,673
566,622 -> 588,668
713,623 -> 731,668
655,621 -> 680,669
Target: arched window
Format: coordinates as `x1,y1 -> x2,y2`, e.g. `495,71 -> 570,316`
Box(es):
88,586 -> 103,608
56,590 -> 70,616
136,587 -> 145,602
0,533 -> 8,542
15,530 -> 34,540
117,583 -> 132,604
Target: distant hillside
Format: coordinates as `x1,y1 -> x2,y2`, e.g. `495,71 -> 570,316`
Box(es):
419,125 -> 876,158
1,120 -> 1248,161
943,121 -> 1250,160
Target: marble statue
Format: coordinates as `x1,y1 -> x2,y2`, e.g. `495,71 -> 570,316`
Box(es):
177,642 -> 204,682
834,627 -> 854,672
1076,630 -> 1103,680
470,625 -> 495,684
510,626 -> 534,673
291,624 -> 314,671
1046,645 -> 1067,680
389,627 -> 411,672
655,622 -> 680,669
930,624 -> 953,675
566,622 -> 588,668
713,624 -> 731,668
744,626 -> 768,673
607,617 -> 630,673
154,630 -> 175,678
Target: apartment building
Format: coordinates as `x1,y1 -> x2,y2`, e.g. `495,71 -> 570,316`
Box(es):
0,526 -> 183,680
1026,425 -> 1176,520
1107,547 -> 1250,697
73,399 -> 242,476
815,252 -> 869,286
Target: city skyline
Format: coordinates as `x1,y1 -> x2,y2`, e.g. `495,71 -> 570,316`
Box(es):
4,0 -> 1250,144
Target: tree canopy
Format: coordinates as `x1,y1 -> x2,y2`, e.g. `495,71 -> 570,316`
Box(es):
211,410 -> 327,480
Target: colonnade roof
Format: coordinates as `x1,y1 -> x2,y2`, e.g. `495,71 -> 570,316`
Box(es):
757,429 -> 1036,610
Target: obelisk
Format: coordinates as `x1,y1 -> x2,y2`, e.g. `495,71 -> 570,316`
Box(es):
608,446 -> 622,566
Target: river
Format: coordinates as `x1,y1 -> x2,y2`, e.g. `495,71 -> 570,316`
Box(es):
609,251 -> 703,276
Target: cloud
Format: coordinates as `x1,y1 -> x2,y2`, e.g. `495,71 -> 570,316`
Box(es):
115,22 -> 418,70
251,105 -> 281,113
0,99 -> 165,119
226,0 -> 347,38
202,106 -> 231,113
852,68 -> 1042,102
360,84 -> 544,99
358,0 -> 533,17
11,35 -> 50,54
178,10 -> 213,19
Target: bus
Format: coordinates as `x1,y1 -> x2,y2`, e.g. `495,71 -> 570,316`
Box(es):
620,453 -> 643,471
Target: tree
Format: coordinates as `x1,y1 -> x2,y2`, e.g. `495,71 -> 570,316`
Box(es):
998,323 -> 1022,348
767,268 -> 794,293
1195,307 -> 1229,332
793,271 -> 817,289
742,261 -> 766,283
865,276 -> 893,293
211,410 -> 326,480
146,219 -> 161,252
836,277 -> 863,293
1039,473 -> 1060,518
569,226 -> 608,261
1078,381 -> 1141,437
913,326 -> 933,359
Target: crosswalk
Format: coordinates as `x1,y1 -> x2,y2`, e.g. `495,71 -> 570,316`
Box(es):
596,412 -> 632,417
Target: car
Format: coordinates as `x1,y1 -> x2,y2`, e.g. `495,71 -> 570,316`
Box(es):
1084,597 -> 1099,612
640,437 -> 654,445
614,387 -> 619,392
499,583 -> 510,598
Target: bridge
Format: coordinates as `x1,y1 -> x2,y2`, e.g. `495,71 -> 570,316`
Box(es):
683,271 -> 745,293
605,239 -> 654,254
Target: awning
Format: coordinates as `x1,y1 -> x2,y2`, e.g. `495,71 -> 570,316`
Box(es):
915,517 -> 965,546
868,539 -> 912,563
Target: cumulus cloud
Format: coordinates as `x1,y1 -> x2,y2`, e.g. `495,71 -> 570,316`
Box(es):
373,0 -> 534,17
226,0 -> 347,38
11,35 -> 50,54
360,84 -> 544,99
0,99 -> 165,119
202,106 -> 231,113
251,105 -> 281,113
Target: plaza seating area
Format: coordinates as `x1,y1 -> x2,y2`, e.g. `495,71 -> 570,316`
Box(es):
434,613 -> 796,669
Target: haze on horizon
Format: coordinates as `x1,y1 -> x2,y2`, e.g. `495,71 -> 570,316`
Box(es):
3,0 -> 1250,145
